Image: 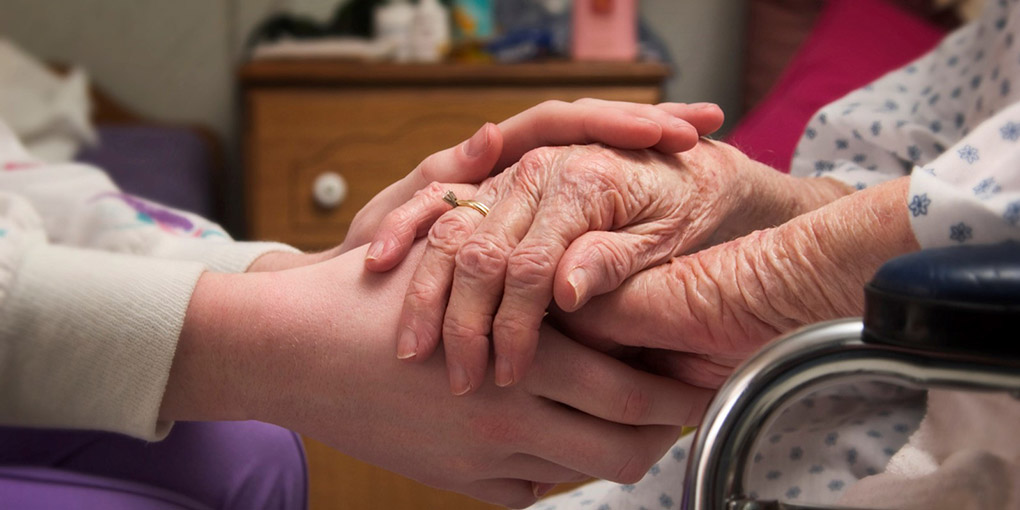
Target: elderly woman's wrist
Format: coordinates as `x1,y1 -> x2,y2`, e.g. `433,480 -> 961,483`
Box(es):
746,162 -> 849,226
695,142 -> 799,241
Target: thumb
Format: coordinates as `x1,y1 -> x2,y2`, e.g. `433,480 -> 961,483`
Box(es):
413,122 -> 504,186
552,245 -> 776,355
551,227 -> 690,312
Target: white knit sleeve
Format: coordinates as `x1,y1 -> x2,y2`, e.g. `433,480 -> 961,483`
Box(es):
0,192 -> 201,440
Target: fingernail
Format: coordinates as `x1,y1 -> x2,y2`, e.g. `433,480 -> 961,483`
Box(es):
463,124 -> 491,158
396,328 -> 418,360
365,241 -> 384,262
567,267 -> 589,309
533,482 -> 557,498
450,363 -> 472,396
495,354 -> 515,387
690,102 -> 715,110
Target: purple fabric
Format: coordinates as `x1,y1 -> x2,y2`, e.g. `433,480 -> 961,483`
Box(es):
0,421 -> 307,510
76,125 -> 215,218
0,467 -> 213,510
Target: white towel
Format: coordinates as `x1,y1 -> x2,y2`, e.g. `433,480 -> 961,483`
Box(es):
839,390 -> 1020,509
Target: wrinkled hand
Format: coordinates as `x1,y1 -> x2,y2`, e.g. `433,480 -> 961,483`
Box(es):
549,178 -> 920,389
382,139 -> 850,395
345,99 -> 725,256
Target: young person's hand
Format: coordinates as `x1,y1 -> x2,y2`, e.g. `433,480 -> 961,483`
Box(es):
163,242 -> 714,508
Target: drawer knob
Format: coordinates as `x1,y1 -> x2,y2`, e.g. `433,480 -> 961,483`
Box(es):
313,171 -> 348,209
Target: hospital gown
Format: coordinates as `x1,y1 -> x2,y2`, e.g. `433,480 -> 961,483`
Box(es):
530,0 -> 1020,508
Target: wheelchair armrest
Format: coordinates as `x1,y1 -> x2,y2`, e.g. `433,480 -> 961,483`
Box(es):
864,241 -> 1020,361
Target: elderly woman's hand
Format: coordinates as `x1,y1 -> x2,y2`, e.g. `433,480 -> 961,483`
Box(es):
339,99 -> 726,255
550,177 -> 921,389
378,140 -> 853,395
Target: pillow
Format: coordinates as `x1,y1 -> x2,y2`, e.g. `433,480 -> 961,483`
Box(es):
726,0 -> 946,172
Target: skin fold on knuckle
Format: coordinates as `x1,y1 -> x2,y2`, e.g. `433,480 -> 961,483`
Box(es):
382,204 -> 426,244
611,449 -> 651,485
582,236 -> 638,289
506,241 -> 558,291
442,313 -> 490,345
616,383 -> 653,425
402,278 -> 447,336
414,181 -> 448,198
513,148 -> 559,190
538,99 -> 569,113
427,214 -> 476,252
571,97 -> 598,106
492,310 -> 540,353
455,237 -> 510,281
492,316 -> 543,377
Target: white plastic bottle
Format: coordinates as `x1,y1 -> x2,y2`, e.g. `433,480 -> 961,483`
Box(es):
410,0 -> 451,62
374,0 -> 415,62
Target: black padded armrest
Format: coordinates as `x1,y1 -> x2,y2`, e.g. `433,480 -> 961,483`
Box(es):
863,241 -> 1020,360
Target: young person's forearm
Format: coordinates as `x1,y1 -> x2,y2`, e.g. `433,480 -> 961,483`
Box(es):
159,270 -> 272,422
159,245 -> 422,425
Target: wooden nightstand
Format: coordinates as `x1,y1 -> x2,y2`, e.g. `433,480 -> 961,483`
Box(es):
239,59 -> 669,510
241,59 -> 668,250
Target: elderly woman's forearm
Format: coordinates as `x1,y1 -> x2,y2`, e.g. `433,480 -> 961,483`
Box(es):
551,176 -> 920,385
770,176 -> 919,321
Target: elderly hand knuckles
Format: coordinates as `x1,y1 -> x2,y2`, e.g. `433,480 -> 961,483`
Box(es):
505,242 -> 561,289
427,212 -> 478,251
454,237 -> 511,279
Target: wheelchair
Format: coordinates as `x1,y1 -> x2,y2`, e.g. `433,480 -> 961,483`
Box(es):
682,241 -> 1020,510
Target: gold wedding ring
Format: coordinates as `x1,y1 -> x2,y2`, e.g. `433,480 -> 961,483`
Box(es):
443,190 -> 490,217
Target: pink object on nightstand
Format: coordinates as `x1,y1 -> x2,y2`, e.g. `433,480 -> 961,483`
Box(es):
571,0 -> 638,61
